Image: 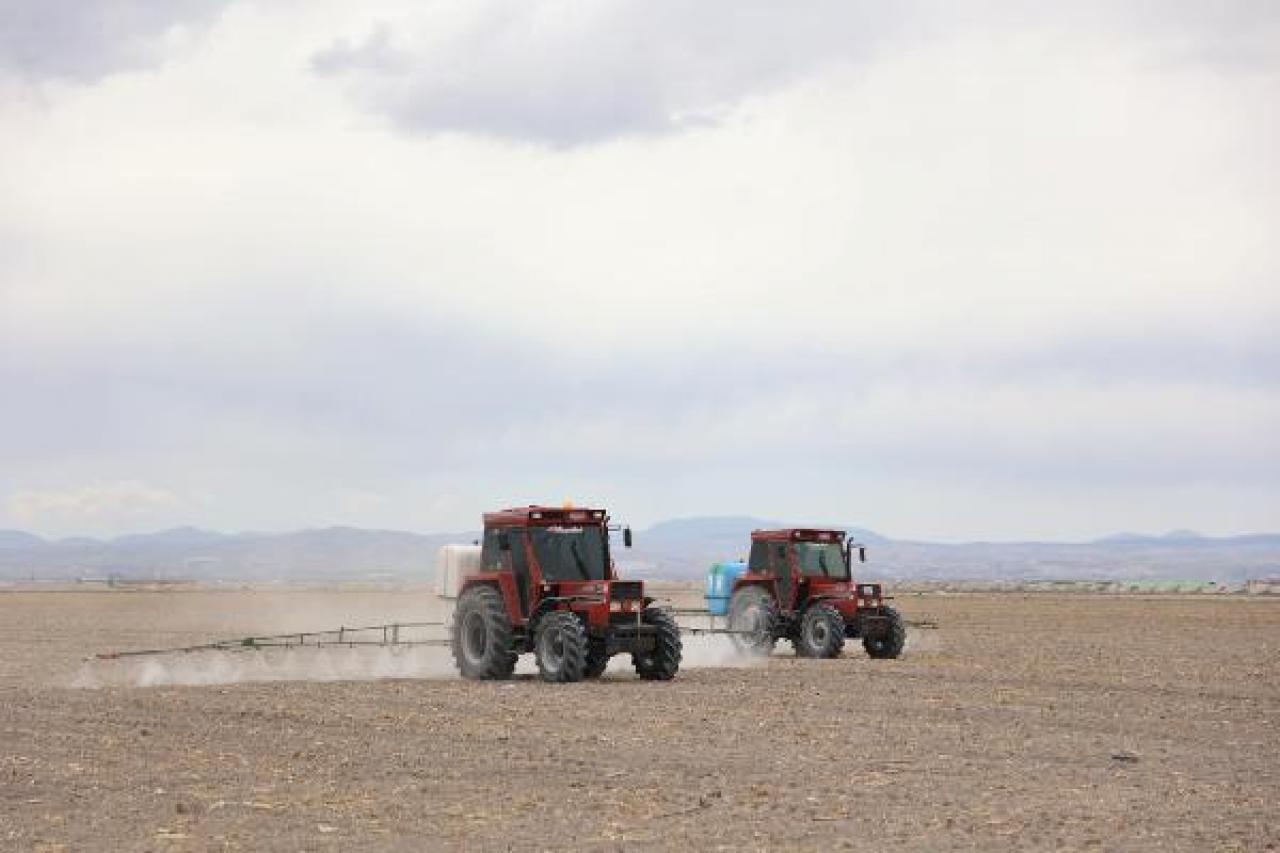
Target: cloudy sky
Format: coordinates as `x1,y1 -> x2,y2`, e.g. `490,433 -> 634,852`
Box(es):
1,1 -> 1277,541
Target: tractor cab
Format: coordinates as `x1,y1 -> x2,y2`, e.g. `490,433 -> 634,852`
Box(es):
743,528 -> 877,610
728,527 -> 904,659
479,506 -> 634,621
451,505 -> 681,683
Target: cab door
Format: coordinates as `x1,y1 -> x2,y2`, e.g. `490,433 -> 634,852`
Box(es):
771,542 -> 795,611
485,527 -> 532,619
507,529 -> 532,618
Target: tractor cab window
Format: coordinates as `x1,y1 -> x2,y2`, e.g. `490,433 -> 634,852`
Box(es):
481,526 -> 531,611
481,528 -> 503,569
795,542 -> 849,579
530,525 -> 609,581
749,542 -> 791,575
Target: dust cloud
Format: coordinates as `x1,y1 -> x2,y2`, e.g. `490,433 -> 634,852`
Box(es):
673,634 -> 767,669
72,628 -> 764,688
70,628 -> 922,688
72,645 -> 460,688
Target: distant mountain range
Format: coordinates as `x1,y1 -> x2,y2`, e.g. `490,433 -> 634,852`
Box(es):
0,525 -> 472,583
1,519 -> 1277,584
622,518 -> 1280,584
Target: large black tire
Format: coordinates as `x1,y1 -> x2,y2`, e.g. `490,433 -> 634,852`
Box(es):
534,610 -> 589,683
863,605 -> 906,659
451,585 -> 517,680
584,639 -> 610,679
633,607 -> 682,681
795,602 -> 846,659
728,586 -> 778,656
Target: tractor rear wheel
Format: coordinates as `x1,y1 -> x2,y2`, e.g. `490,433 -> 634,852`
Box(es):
534,610 -> 588,683
584,639 -> 610,678
863,605 -> 906,659
728,586 -> 778,656
633,607 -> 682,680
451,585 -> 517,680
795,602 -> 846,658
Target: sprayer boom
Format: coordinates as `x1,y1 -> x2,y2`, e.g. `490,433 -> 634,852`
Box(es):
91,621 -> 449,661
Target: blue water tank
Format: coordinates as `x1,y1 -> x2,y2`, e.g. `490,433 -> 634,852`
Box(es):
705,560 -> 747,615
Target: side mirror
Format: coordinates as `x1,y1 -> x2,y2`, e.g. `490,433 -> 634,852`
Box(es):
623,527 -> 633,548
859,547 -> 867,563
498,531 -> 511,551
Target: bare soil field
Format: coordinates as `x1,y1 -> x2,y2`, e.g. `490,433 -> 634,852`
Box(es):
1,588 -> 1277,851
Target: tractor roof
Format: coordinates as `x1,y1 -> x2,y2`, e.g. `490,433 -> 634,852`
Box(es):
484,505 -> 609,527
751,528 -> 846,543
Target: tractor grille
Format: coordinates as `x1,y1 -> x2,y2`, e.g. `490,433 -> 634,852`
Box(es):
611,581 -> 644,601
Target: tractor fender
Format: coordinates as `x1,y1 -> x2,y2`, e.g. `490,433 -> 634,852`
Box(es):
527,596 -> 601,628
730,579 -> 781,613
456,576 -> 501,597
730,577 -> 776,597
456,575 -> 525,630
800,596 -> 854,633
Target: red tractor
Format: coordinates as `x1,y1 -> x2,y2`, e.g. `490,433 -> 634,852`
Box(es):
450,506 -> 682,683
727,528 -> 905,659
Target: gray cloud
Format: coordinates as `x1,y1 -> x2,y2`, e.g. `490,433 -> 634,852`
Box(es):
3,296 -> 1274,490
0,0 -> 231,82
310,0 -> 1280,146
4,294 -> 1276,538
310,24 -> 406,77
310,1 -> 913,146
2,1 -> 1276,538
1116,0 -> 1280,71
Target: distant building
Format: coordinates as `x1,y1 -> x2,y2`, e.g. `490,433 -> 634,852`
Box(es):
1245,578 -> 1280,595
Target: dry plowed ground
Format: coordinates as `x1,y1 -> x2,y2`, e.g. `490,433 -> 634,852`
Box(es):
1,589 -> 1276,851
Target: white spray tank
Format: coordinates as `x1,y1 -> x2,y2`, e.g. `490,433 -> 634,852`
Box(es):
434,544 -> 482,599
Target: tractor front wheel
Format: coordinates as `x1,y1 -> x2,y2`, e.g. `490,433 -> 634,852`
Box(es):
633,607 -> 682,680
795,602 -> 846,658
863,606 -> 907,659
451,585 -> 517,680
534,610 -> 589,683
728,586 -> 778,657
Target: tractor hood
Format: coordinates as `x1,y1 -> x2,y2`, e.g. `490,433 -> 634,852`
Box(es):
545,579 -> 645,601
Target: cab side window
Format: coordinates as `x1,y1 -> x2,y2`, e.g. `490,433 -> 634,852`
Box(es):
508,529 -> 532,615
748,542 -> 770,572
481,528 -> 503,570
